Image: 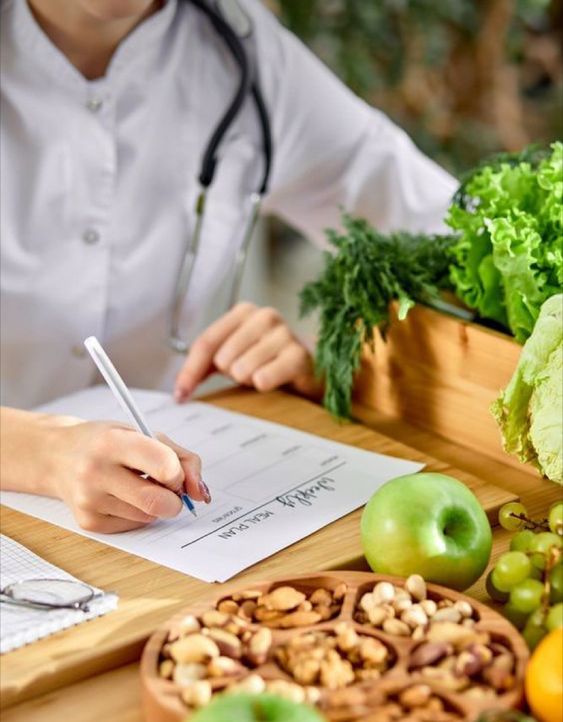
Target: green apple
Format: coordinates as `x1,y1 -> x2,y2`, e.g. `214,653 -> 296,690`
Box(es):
190,693 -> 325,722
360,472 -> 492,591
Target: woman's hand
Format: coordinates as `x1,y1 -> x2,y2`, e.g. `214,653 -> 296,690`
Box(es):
174,303 -> 322,401
0,408 -> 209,533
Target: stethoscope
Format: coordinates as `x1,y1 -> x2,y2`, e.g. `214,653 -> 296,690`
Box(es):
169,0 -> 273,353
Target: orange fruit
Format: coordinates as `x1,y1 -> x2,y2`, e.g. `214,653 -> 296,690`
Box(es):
525,628 -> 563,722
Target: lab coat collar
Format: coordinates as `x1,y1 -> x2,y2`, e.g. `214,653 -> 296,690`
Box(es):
9,0 -> 178,92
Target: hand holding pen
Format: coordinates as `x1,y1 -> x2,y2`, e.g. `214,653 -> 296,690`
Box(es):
44,336 -> 212,532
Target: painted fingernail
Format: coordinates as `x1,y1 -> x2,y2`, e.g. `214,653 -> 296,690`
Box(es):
198,479 -> 212,504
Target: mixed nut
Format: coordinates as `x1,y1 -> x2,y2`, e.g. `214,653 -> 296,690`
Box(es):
215,582 -> 346,628
354,685 -> 465,722
157,576 -> 519,720
275,624 -> 394,688
354,575 -> 476,641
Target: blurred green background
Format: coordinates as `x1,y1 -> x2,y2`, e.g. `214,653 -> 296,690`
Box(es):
271,0 -> 562,174
242,0 -> 562,344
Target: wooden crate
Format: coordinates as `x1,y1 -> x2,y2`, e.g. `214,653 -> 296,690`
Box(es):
353,304 -> 531,472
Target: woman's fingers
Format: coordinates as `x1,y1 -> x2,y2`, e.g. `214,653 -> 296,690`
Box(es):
213,306 -> 282,374
252,342 -> 312,391
98,494 -> 158,524
158,434 -> 210,503
175,303 -> 257,399
74,509 -> 151,534
228,324 -> 292,385
101,427 -> 186,493
97,466 -> 183,518
174,303 -> 318,399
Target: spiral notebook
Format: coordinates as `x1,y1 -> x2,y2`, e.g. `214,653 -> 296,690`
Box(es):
0,535 -> 118,654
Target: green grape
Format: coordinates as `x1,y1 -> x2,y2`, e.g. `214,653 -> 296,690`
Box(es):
549,502 -> 563,536
529,564 -> 543,581
546,602 -> 563,631
486,569 -> 509,602
549,563 -> 563,603
509,579 -> 544,614
493,552 -> 532,591
510,529 -> 536,553
503,601 -> 529,630
523,620 -> 547,650
530,532 -> 563,569
499,502 -> 528,531
491,568 -> 512,595
527,607 -> 548,628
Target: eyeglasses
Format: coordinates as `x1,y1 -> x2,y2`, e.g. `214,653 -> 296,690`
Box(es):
0,578 -> 101,612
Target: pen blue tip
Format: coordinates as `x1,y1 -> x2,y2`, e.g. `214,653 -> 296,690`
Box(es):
181,493 -> 197,517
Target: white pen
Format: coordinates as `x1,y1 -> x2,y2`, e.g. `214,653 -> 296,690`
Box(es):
83,336 -> 197,517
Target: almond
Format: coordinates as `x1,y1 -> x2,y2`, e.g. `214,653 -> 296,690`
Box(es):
278,610 -> 322,628
246,627 -> 272,665
201,610 -> 229,629
399,684 -> 432,709
217,599 -> 239,615
262,586 -> 306,611
205,628 -> 242,658
207,656 -> 244,678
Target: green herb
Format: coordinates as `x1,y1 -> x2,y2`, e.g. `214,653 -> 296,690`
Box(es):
448,141 -> 563,343
299,216 -> 457,418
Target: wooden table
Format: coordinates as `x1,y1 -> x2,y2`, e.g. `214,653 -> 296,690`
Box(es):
2,388 -> 559,722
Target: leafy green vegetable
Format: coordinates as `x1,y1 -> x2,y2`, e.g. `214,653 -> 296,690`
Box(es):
299,216 -> 457,417
301,143 -> 562,421
491,294 -> 563,483
448,142 -> 563,343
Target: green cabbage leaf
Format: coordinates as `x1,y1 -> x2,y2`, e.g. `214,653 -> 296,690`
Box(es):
491,294 -> 563,482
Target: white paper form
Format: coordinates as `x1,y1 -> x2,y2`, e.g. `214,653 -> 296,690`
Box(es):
1,387 -> 424,582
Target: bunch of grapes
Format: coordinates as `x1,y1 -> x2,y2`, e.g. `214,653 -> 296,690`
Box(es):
486,501 -> 563,649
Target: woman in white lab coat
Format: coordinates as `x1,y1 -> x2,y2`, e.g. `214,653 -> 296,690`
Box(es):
0,0 -> 456,532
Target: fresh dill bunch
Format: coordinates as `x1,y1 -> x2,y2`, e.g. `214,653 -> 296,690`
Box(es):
300,214 -> 457,418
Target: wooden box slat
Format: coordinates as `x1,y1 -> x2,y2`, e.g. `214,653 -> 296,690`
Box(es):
353,304 -> 530,472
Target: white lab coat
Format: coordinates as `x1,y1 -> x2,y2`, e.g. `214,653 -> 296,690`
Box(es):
0,0 -> 457,410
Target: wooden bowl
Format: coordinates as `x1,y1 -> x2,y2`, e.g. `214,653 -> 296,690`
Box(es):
140,571 -> 529,722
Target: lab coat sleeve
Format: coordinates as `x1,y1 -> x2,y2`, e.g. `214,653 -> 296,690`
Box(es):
247,1 -> 458,246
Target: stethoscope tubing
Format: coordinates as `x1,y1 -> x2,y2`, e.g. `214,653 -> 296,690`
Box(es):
169,0 -> 272,353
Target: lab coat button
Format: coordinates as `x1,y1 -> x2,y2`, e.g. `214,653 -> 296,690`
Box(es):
82,229 -> 100,245
71,345 -> 87,359
86,98 -> 103,112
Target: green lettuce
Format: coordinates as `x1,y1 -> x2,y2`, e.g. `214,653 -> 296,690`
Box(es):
491,294 -> 563,482
448,142 -> 563,343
